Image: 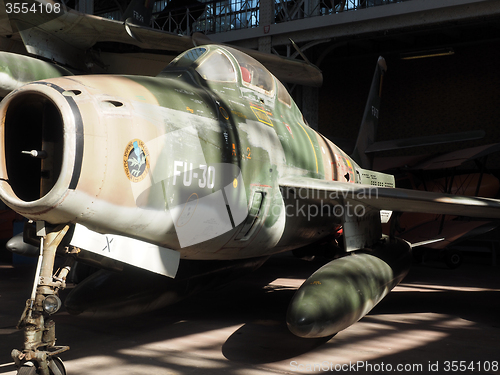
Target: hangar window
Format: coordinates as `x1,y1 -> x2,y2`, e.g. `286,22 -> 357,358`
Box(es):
196,50 -> 236,82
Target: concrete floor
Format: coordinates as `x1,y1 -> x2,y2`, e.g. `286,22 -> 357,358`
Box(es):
0,254 -> 499,375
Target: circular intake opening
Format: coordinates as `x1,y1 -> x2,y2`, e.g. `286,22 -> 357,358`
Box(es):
4,92 -> 64,202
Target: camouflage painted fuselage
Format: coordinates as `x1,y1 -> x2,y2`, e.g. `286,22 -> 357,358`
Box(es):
0,45 -> 394,260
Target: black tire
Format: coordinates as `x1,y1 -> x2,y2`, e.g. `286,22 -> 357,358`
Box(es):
49,357 -> 66,375
17,363 -> 37,375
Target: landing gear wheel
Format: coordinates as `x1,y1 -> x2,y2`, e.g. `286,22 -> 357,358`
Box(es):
49,357 -> 66,375
445,249 -> 462,269
17,362 -> 36,375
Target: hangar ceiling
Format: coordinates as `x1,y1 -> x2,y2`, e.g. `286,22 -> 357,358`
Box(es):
87,0 -> 500,68
315,15 -> 500,66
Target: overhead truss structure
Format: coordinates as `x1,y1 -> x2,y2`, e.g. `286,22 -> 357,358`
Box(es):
99,0 -> 411,35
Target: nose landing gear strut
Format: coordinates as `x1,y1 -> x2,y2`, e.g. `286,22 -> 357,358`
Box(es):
11,223 -> 72,375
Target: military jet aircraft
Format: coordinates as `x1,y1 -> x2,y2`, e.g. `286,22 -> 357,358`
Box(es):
3,43 -> 500,375
3,2 -> 500,375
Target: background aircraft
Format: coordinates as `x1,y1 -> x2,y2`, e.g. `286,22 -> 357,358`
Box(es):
374,144 -> 500,268
2,2 -> 500,375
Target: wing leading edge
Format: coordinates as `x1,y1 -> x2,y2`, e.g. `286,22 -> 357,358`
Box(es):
280,176 -> 500,251
279,176 -> 500,219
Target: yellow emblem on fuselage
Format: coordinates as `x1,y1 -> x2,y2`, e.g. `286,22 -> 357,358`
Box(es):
123,139 -> 150,183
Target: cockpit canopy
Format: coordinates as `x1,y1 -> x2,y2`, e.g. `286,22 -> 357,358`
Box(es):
166,46 -> 276,96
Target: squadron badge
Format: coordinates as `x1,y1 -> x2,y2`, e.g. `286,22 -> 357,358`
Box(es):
123,139 -> 150,182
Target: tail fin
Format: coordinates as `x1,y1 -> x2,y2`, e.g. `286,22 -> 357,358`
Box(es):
123,0 -> 154,26
351,56 -> 387,169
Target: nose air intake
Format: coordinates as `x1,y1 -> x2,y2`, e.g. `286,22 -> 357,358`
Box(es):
4,92 -> 64,201
0,81 -> 83,221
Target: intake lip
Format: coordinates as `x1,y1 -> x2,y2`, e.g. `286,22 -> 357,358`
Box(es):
0,81 -> 83,217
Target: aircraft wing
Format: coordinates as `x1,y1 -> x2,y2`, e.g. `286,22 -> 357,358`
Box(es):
410,143 -> 500,170
2,1 -> 193,70
279,176 -> 500,219
365,131 -> 485,154
373,143 -> 500,172
396,219 -> 498,250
